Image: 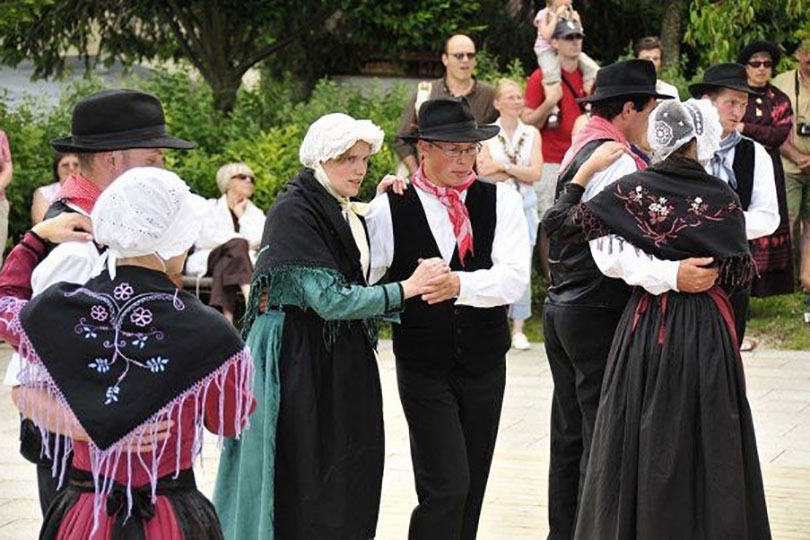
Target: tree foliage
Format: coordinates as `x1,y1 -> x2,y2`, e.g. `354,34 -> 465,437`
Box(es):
685,0 -> 810,68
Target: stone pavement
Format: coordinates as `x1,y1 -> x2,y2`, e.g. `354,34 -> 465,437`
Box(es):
0,341 -> 809,539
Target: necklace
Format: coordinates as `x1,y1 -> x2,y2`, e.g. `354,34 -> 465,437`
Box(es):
497,129 -> 527,166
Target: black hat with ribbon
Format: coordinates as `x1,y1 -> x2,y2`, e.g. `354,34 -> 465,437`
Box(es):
400,96 -> 500,143
52,89 -> 196,152
577,59 -> 674,103
738,40 -> 782,67
688,63 -> 761,98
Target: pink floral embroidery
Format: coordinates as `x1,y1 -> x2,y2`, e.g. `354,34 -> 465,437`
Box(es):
90,305 -> 108,322
130,307 -> 153,327
614,183 -> 740,247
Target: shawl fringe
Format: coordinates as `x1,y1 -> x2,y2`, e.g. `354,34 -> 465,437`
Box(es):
243,265 -> 380,349
16,331 -> 254,534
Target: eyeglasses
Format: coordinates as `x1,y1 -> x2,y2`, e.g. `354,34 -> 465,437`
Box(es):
231,174 -> 254,183
747,60 -> 773,68
428,142 -> 482,157
449,52 -> 476,61
561,35 -> 583,42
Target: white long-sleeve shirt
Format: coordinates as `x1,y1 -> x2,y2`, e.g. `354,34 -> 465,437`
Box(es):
367,181 -> 530,308
705,137 -> 779,240
582,154 -> 681,295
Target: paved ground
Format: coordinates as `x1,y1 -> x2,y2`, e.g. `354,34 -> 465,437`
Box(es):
0,341 -> 809,539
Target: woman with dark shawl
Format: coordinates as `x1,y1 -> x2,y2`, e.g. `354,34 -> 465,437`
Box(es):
739,41 -> 795,300
2,167 -> 256,540
543,99 -> 771,540
213,113 -> 447,540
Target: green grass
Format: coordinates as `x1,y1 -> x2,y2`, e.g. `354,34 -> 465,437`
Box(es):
748,292 -> 810,350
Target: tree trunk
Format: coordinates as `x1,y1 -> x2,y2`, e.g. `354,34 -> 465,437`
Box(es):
208,73 -> 242,113
660,0 -> 686,72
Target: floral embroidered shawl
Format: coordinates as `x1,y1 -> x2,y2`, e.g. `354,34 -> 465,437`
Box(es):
573,155 -> 755,289
15,265 -> 253,524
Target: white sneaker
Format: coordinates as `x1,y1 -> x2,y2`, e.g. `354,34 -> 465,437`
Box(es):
512,332 -> 530,350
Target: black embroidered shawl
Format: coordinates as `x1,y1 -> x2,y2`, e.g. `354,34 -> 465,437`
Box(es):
558,156 -> 755,289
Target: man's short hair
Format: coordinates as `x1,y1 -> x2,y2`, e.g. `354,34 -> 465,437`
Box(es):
634,36 -> 663,57
591,95 -> 654,121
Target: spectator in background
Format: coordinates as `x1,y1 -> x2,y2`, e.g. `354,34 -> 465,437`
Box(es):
739,41 -> 795,299
478,78 -> 543,350
773,38 -> 810,294
185,162 -> 265,323
395,34 -> 497,176
523,18 -> 587,279
532,0 -> 599,128
0,130 -> 12,263
30,153 -> 79,224
635,36 -> 681,100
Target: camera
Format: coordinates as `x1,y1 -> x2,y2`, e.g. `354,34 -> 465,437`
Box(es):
798,122 -> 810,137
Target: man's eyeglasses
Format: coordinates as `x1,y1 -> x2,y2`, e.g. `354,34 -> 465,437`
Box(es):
428,142 -> 482,157
449,52 -> 476,61
231,174 -> 254,183
747,60 -> 773,68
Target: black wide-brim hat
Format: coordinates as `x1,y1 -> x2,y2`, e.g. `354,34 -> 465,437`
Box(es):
400,96 -> 500,143
52,89 -> 196,153
688,63 -> 761,98
577,59 -> 673,103
738,40 -> 782,66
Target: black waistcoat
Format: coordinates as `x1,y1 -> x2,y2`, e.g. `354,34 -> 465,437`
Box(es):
386,180 -> 510,377
731,138 -> 755,211
547,140 -> 632,313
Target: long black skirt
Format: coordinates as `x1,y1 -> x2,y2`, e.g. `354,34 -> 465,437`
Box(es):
274,306 -> 384,540
574,287 -> 771,540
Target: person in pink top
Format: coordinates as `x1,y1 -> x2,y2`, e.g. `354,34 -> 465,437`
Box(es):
1,168 -> 255,540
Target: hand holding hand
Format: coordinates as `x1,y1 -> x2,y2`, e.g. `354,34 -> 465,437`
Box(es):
401,257 -> 450,299
676,257 -> 718,293
32,212 -> 93,243
377,174 -> 409,196
421,270 -> 461,305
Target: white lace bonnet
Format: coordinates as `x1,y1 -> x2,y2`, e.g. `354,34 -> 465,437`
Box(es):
647,98 -> 722,164
91,167 -> 201,278
299,113 -> 385,167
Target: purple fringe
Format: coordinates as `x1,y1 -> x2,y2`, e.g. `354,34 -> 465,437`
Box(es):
15,329 -> 254,534
571,204 -> 613,241
719,254 -> 758,290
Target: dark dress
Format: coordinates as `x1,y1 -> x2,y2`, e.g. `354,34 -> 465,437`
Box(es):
743,83 -> 795,296
544,156 -> 771,540
213,168 -> 405,540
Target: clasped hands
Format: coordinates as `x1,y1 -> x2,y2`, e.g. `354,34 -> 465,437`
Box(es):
401,257 -> 460,304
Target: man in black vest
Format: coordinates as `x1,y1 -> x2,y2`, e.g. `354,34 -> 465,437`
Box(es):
690,64 -> 780,347
541,59 -> 720,540
368,96 -> 530,540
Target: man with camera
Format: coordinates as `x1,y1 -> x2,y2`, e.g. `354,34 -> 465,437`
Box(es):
773,38 -> 810,294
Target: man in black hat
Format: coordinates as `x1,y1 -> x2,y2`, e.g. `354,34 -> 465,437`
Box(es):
690,63 -> 780,346
2,88 -> 195,516
368,96 -> 530,540
540,59 -> 720,540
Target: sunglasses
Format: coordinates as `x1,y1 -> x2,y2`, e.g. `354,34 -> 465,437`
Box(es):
231,174 -> 254,183
561,35 -> 583,42
747,60 -> 773,68
449,52 -> 476,61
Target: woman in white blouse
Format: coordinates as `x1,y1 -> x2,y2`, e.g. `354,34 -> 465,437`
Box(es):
185,162 -> 265,322
477,79 -> 543,350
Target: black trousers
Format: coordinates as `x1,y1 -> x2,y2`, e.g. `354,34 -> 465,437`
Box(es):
396,361 -> 506,540
729,286 -> 751,347
37,463 -> 61,516
542,304 -> 622,540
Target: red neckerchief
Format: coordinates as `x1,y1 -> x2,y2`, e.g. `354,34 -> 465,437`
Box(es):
559,115 -> 648,176
411,163 -> 476,266
53,173 -> 102,215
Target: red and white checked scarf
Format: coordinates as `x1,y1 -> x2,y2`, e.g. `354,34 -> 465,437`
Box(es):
411,164 -> 476,266
53,173 -> 102,215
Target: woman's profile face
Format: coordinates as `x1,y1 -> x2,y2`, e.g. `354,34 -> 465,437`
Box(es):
321,141 -> 372,198
494,83 -> 525,118
57,154 -> 80,182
